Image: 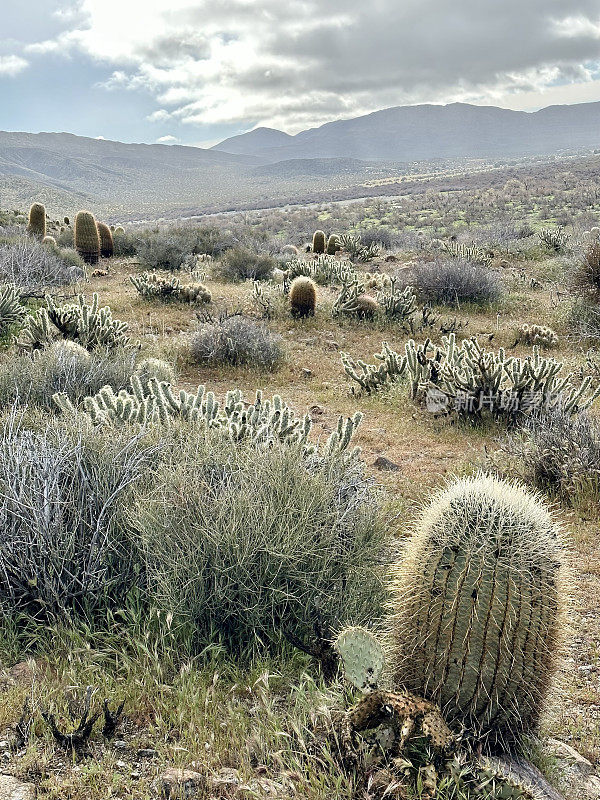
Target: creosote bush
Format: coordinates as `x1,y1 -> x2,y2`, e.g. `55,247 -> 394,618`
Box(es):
190,315 -> 283,368
212,246 -> 276,282
410,257 -> 502,306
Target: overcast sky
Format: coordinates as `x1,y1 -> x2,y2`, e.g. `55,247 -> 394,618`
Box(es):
1,0 -> 600,147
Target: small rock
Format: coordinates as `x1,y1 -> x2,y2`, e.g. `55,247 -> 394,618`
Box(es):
301,368 -> 313,377
0,775 -> 36,800
309,405 -> 324,416
546,738 -> 594,776
0,744 -> 9,751
116,760 -> 128,770
113,740 -> 127,750
153,768 -> 206,798
137,748 -> 158,759
130,772 -> 141,780
373,456 -> 400,472
326,341 -> 340,350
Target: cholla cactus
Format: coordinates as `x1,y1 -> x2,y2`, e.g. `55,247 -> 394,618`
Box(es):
442,240 -> 492,267
75,211 -> 101,265
338,233 -> 381,263
389,473 -> 567,749
27,203 -> 46,239
377,280 -> 417,322
286,255 -> 354,286
134,358 -> 175,392
17,293 -> 132,351
343,333 -> 600,419
517,323 -> 558,348
539,226 -> 569,252
54,380 -> 363,459
312,230 -> 326,254
0,284 -> 27,334
130,272 -> 210,304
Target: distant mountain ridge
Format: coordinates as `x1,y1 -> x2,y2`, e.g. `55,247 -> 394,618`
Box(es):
213,101 -> 600,162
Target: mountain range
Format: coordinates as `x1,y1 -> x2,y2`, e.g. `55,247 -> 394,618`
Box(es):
0,101 -> 599,219
213,101 -> 600,162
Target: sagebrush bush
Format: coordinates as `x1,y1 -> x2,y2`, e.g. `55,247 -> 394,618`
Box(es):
410,257 -> 502,305
131,429 -> 385,652
572,240 -> 600,302
0,236 -> 85,293
190,315 -> 283,368
136,228 -> 190,270
493,407 -> 600,500
0,413 -> 157,615
0,343 -> 137,410
112,227 -> 138,257
212,246 -> 276,282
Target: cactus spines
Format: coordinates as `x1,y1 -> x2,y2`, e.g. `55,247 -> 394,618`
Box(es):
334,627 -> 384,691
312,230 -> 326,254
114,225 -> 125,235
42,235 -> 57,248
517,323 -> 558,348
326,234 -> 339,255
355,294 -> 379,319
27,203 -> 46,238
289,276 -> 317,318
75,210 -> 101,265
389,473 -> 567,749
97,222 -> 114,258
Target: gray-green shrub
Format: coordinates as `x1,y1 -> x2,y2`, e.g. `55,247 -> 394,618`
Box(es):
190,315 -> 283,368
212,246 -> 276,282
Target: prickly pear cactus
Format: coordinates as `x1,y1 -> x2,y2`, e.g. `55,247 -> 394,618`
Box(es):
389,473 -> 567,750
334,626 -> 384,691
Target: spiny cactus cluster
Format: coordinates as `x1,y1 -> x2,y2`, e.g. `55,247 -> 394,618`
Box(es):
55,378 -> 363,457
539,226 -> 569,252
17,293 -> 132,351
74,210 -> 101,265
332,277 -> 378,319
517,323 -> 558,348
0,284 -> 27,334
289,276 -> 317,318
251,280 -> 283,319
342,333 -> 600,419
96,222 -> 114,258
27,203 -> 46,239
338,233 -> 381,263
442,240 -> 492,267
130,272 -> 211,304
332,276 -> 436,332
286,255 -> 354,286
389,473 -> 566,748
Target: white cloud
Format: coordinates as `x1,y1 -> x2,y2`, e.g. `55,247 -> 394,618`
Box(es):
20,0 -> 600,132
0,55 -> 28,77
156,134 -> 179,143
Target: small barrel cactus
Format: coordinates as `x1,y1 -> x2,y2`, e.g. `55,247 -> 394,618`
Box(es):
75,211 -> 101,265
355,294 -> 379,319
97,222 -> 114,258
27,203 -> 46,238
389,473 -> 566,749
134,357 -> 176,393
289,276 -> 317,318
312,230 -> 326,254
42,235 -> 57,248
326,234 -> 339,255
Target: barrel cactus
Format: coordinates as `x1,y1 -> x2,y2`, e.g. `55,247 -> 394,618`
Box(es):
97,222 -> 114,258
326,234 -> 339,255
42,235 -> 57,248
75,211 -> 101,265
389,473 -> 566,750
27,203 -> 46,238
312,230 -> 326,254
289,276 -> 317,318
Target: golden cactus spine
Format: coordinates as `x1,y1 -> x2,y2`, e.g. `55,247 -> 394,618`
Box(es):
388,473 -> 567,750
74,211 -> 101,265
289,276 -> 317,318
27,203 -> 46,238
312,230 -> 326,254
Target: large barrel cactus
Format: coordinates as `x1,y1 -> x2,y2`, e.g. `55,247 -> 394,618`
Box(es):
312,230 -> 326,254
75,210 -> 101,265
27,202 -> 46,238
389,473 -> 566,749
97,222 -> 114,258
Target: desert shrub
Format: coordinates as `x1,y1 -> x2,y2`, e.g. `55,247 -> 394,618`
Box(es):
539,226 -> 569,253
567,299 -> 600,341
134,357 -> 176,391
357,227 -> 392,250
136,228 -> 190,270
410,258 -> 502,305
0,343 -> 137,410
131,429 -> 385,652
572,240 -> 600,301
0,236 -> 85,294
112,227 -> 138,257
0,414 -> 157,616
492,407 -> 600,501
212,246 -> 275,282
190,315 -> 283,369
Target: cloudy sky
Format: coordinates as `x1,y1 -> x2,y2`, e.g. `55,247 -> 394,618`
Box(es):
1,0 -> 600,147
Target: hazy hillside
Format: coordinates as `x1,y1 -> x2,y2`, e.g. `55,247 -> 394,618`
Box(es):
214,101 -> 600,162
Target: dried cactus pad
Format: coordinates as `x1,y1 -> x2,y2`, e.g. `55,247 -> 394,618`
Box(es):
334,626 -> 384,691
